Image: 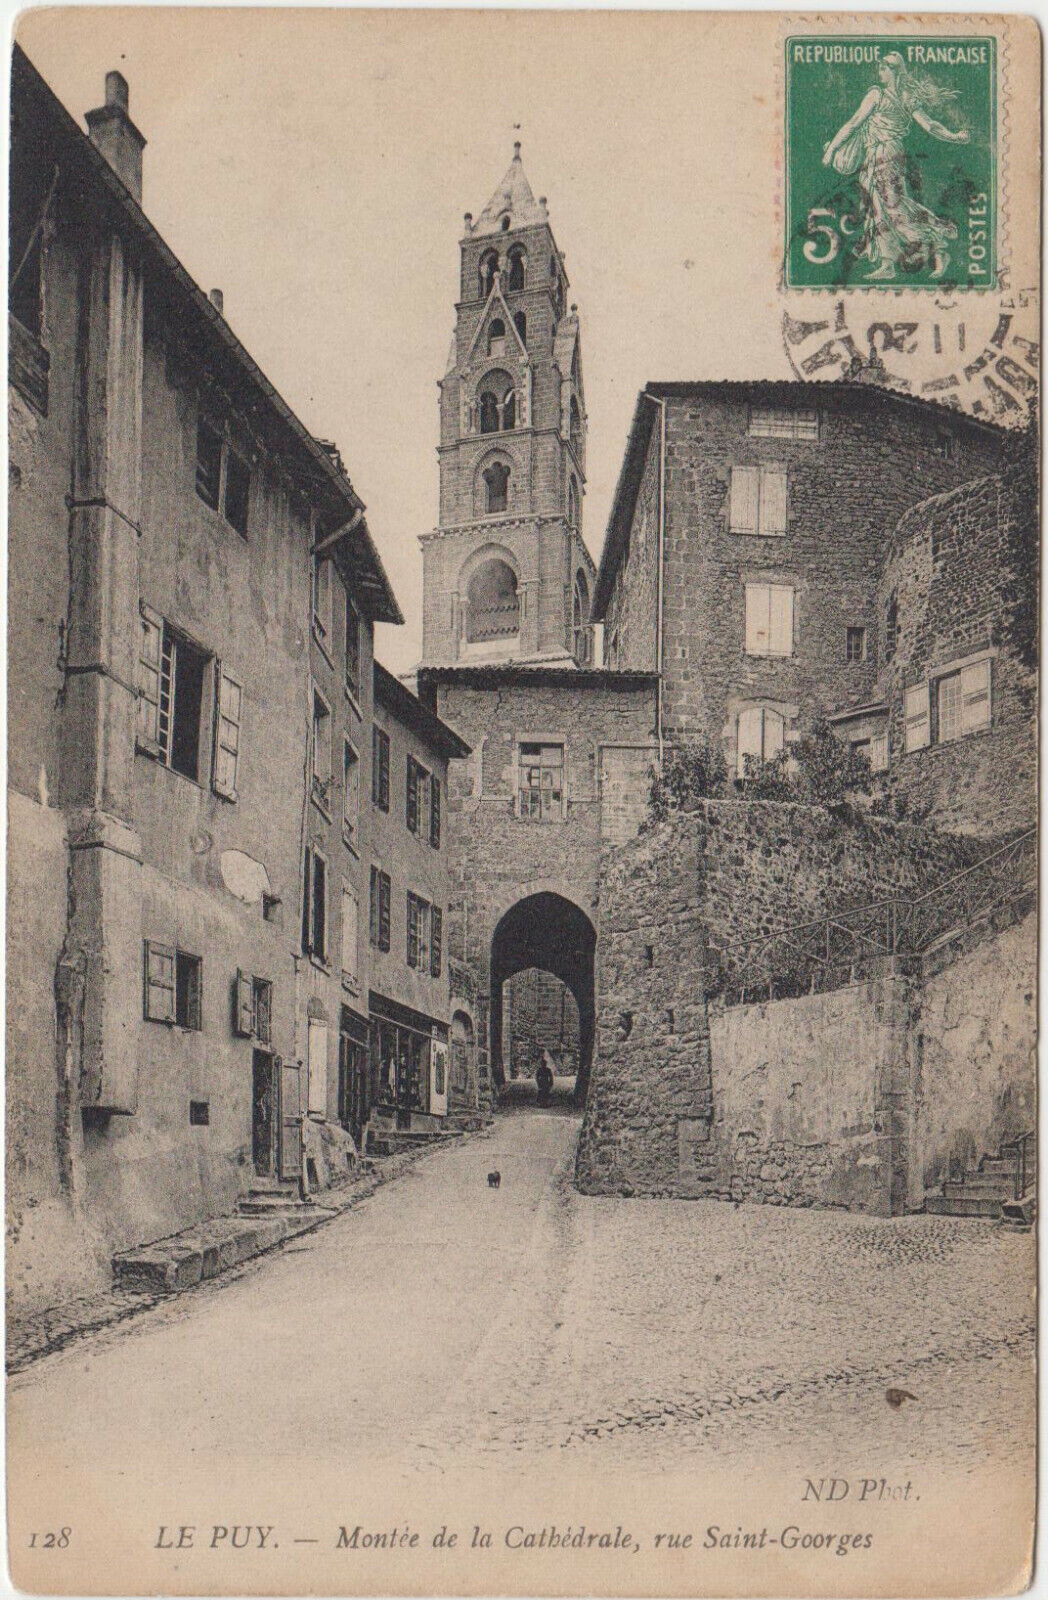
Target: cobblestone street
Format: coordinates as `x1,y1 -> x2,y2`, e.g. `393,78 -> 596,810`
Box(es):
9,1109 -> 1034,1485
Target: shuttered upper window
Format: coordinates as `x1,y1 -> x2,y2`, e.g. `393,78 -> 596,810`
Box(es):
748,406 -> 819,439
744,583 -> 794,656
736,706 -> 785,778
730,466 -> 788,536
905,659 -> 992,752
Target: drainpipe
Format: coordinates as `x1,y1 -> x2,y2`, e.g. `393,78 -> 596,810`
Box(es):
642,392 -> 668,766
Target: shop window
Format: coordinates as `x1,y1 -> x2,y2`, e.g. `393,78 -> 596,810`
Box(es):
748,406 -> 819,439
846,626 -> 867,662
372,725 -> 391,810
519,742 -> 565,820
345,591 -> 361,703
745,583 -> 794,656
144,942 -> 202,1029
136,609 -> 209,782
302,846 -> 328,962
369,866 -> 391,952
730,465 -> 787,535
736,706 -> 785,778
343,740 -> 360,850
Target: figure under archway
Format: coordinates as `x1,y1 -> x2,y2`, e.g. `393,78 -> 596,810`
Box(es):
490,892 -> 596,1107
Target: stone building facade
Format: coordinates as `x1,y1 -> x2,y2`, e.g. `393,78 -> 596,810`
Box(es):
592,382 -> 1009,789
874,461 -> 1037,838
418,666 -> 657,1097
6,50 -> 487,1313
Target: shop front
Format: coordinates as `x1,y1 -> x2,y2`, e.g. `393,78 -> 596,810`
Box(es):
368,992 -> 450,1135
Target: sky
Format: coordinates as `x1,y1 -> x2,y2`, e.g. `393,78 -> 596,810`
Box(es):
19,8 -> 1032,675
17,8 -> 805,673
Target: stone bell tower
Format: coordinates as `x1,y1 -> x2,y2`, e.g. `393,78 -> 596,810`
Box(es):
419,144 -> 595,667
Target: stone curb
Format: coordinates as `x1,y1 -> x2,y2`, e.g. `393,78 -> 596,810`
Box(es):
7,1126 -> 491,1375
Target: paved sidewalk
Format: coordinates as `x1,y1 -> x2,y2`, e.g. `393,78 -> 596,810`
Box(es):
6,1131 -> 486,1374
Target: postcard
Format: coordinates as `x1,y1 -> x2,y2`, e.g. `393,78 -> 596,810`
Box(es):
6,9 -> 1038,1596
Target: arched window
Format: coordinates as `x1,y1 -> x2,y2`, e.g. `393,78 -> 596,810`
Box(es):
513,311 -> 527,346
567,476 -> 580,532
487,318 -> 506,356
507,246 -> 526,292
467,557 -> 519,641
483,462 -> 510,515
500,214 -> 511,232
736,706 -> 785,779
477,370 -> 516,434
549,254 -> 557,279
479,250 -> 498,298
569,396 -> 582,456
572,570 -> 592,665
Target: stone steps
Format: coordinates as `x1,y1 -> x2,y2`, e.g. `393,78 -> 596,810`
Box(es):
923,1192 -> 1003,1218
942,1175 -> 1015,1200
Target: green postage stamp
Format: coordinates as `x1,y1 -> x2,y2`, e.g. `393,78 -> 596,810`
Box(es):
785,36 -> 997,290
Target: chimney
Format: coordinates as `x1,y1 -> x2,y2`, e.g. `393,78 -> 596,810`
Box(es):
86,70 -> 146,204
209,288 -> 224,315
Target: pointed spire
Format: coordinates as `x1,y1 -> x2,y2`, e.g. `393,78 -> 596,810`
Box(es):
471,143 -> 547,237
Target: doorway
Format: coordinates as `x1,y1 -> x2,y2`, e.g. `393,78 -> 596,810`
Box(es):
252,1050 -> 276,1175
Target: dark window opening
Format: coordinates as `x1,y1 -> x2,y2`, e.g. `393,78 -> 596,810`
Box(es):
479,391 -> 500,434
507,247 -> 525,291
252,977 -> 273,1046
487,318 -> 506,356
223,449 -> 250,535
467,556 -> 519,640
175,951 -> 203,1030
370,866 -> 391,952
158,627 -> 208,781
885,596 -> 898,663
514,311 -> 526,345
372,725 -> 390,810
345,591 -> 361,701
479,250 -> 499,297
195,419 -> 223,509
483,462 -> 510,515
9,160 -> 52,339
302,847 -> 327,962
189,1100 -> 210,1126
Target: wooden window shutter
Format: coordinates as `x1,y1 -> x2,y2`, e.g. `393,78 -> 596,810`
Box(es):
745,584 -> 770,653
768,586 -> 794,656
233,968 -> 255,1037
904,683 -> 931,751
759,467 -> 788,535
213,666 -> 243,799
144,940 -> 176,1023
136,605 -> 163,756
736,707 -> 763,777
431,907 -> 443,978
960,659 -> 992,734
729,466 -> 759,534
406,894 -> 419,968
430,777 -> 441,848
406,757 -> 419,833
379,872 -> 391,953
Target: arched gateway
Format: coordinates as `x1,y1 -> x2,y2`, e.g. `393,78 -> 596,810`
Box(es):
490,892 -> 596,1104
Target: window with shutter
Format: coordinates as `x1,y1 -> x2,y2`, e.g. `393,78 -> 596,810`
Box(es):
758,468 -> 788,535
252,977 -> 272,1045
343,741 -> 360,849
345,592 -> 361,702
729,466 -> 759,534
233,969 -> 255,1037
736,706 -> 785,777
302,847 -> 327,960
431,907 -> 443,978
768,585 -> 794,655
904,683 -> 930,751
960,659 -> 991,734
406,893 -> 420,968
744,584 -> 769,653
430,777 -> 441,849
379,871 -> 391,952
213,668 -> 243,799
372,726 -> 390,811
144,940 -> 176,1023
341,886 -> 358,981
137,607 -> 163,755
312,556 -> 332,644
307,1018 -> 328,1116
406,757 -> 419,834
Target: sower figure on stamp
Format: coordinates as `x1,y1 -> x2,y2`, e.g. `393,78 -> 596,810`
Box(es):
822,51 -> 970,281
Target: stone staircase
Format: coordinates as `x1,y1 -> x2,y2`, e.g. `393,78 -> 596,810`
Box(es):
236,1174 -> 326,1218
924,1136 -> 1036,1220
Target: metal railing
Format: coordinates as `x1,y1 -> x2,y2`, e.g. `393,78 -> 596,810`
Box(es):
1001,1131 -> 1036,1201
723,827 -> 1036,1003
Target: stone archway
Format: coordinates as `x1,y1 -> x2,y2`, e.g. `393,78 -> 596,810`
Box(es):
489,891 -> 596,1106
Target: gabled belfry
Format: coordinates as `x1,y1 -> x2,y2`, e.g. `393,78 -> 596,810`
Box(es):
419,144 -> 595,668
